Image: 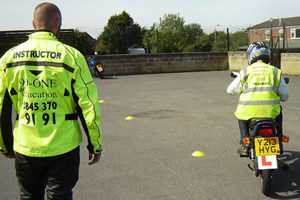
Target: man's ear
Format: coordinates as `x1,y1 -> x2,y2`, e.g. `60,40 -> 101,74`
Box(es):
32,20 -> 37,30
53,17 -> 62,37
54,17 -> 61,30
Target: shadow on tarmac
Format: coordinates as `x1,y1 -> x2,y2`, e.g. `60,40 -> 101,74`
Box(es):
98,76 -> 117,80
270,151 -> 300,199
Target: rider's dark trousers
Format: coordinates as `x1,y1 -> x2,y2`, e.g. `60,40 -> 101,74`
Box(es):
15,146 -> 80,200
238,108 -> 283,143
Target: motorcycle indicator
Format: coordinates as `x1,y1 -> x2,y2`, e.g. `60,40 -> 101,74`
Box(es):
255,137 -> 280,156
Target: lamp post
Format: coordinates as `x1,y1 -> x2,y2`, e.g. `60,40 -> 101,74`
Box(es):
214,24 -> 220,50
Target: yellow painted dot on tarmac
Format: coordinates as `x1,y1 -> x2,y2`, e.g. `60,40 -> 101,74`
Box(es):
99,100 -> 105,103
125,116 -> 134,120
192,151 -> 205,157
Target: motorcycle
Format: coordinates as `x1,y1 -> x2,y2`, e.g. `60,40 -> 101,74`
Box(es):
86,57 -> 104,79
231,71 -> 290,196
94,63 -> 104,79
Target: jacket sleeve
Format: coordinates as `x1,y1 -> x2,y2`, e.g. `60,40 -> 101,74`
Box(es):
227,74 -> 242,95
72,53 -> 102,154
0,58 -> 14,155
278,75 -> 290,102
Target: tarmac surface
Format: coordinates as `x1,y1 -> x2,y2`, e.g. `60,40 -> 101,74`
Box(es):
0,71 -> 300,200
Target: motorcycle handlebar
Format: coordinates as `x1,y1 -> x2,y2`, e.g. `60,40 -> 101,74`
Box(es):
284,77 -> 289,84
230,71 -> 239,78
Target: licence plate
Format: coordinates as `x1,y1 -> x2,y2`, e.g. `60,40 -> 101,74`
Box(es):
255,137 -> 280,156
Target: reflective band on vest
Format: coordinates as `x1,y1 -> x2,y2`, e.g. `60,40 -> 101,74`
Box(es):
6,61 -> 74,73
238,100 -> 280,105
243,87 -> 277,93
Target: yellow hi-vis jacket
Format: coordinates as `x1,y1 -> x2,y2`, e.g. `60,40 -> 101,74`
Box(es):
0,31 -> 102,157
235,61 -> 281,121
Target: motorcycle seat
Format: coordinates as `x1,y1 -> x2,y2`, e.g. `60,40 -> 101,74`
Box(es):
249,118 -> 277,136
250,118 -> 275,126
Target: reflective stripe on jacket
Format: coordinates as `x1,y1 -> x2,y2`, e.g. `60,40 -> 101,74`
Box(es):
234,61 -> 281,120
0,31 -> 102,156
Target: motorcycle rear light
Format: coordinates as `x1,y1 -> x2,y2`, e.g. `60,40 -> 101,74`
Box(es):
282,135 -> 290,143
259,128 -> 273,137
242,137 -> 250,145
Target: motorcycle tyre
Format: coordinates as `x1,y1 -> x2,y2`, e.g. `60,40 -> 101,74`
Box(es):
96,71 -> 101,78
260,170 -> 272,196
99,72 -> 103,79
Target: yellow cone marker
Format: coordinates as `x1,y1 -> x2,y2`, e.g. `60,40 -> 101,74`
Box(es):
192,151 -> 205,157
125,116 -> 134,120
99,100 -> 105,103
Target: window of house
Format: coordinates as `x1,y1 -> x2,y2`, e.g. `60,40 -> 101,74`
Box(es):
265,30 -> 270,41
279,29 -> 284,40
291,29 -> 295,39
291,28 -> 300,39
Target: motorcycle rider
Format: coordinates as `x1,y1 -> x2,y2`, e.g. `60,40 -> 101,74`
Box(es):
227,42 -> 290,156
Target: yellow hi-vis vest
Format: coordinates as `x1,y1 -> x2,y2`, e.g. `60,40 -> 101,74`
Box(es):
0,31 -> 102,157
234,61 -> 281,121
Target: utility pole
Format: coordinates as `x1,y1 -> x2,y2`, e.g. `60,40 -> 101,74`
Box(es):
269,18 -> 273,64
227,28 -> 230,51
283,23 -> 286,52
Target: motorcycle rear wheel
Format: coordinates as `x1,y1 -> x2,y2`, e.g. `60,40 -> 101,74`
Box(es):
260,170 -> 272,196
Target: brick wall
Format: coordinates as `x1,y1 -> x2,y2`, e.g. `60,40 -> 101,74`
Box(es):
93,52 -> 300,76
281,53 -> 300,75
228,51 -> 300,75
228,51 -> 247,71
95,52 -> 228,75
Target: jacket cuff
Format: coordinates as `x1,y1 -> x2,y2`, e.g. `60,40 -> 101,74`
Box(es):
87,144 -> 102,154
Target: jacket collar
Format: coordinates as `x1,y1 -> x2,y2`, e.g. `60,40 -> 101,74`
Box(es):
29,30 -> 58,40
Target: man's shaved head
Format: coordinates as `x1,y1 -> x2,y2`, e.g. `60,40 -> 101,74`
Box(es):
33,2 -> 62,36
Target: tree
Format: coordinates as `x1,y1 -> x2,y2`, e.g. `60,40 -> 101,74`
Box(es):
158,13 -> 186,52
96,11 -> 143,54
184,29 -> 249,52
143,13 -> 203,53
211,31 -> 227,52
230,30 -> 248,51
142,25 -> 156,53
184,34 -> 214,52
184,23 -> 204,46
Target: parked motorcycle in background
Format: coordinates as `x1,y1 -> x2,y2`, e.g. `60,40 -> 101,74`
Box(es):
86,56 -> 104,79
231,71 -> 290,196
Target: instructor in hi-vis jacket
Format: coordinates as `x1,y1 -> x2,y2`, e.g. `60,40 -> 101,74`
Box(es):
0,2 -> 102,199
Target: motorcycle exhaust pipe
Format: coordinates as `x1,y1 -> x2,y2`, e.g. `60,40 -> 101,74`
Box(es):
278,160 -> 290,172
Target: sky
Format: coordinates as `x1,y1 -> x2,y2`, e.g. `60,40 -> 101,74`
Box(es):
1,0 -> 300,38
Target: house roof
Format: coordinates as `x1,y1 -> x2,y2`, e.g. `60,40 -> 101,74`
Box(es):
82,32 -> 96,48
249,16 -> 300,29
